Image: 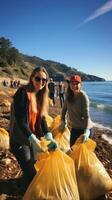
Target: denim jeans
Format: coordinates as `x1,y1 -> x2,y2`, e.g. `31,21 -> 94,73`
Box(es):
70,128 -> 94,147
10,144 -> 36,186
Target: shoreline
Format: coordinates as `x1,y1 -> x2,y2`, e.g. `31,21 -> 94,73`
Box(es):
94,122 -> 112,131
94,126 -> 112,145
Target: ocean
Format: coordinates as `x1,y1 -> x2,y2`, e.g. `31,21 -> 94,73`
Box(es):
82,81 -> 112,131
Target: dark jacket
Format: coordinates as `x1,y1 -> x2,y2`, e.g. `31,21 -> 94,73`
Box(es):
10,86 -> 49,145
48,82 -> 55,94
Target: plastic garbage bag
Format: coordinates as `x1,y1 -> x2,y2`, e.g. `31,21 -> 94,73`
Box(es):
55,132 -> 70,153
32,137 -> 52,160
70,136 -> 112,200
45,114 -> 54,130
23,150 -> 79,200
49,98 -> 54,106
50,115 -> 64,137
46,115 -> 70,153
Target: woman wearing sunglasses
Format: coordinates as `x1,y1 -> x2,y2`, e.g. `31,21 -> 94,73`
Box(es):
10,66 -> 58,187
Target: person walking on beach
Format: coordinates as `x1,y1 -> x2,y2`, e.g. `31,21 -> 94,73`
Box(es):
48,78 -> 56,106
58,81 -> 65,107
59,75 -> 93,146
9,66 -> 58,187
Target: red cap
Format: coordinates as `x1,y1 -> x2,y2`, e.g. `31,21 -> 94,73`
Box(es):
70,75 -> 82,83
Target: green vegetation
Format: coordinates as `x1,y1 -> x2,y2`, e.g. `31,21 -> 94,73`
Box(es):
0,37 -> 21,66
0,37 -> 105,81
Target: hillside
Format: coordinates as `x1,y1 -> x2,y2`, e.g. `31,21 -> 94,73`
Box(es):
0,37 -> 105,81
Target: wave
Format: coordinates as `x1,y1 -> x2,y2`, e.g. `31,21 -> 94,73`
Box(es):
102,134 -> 112,145
89,95 -> 112,101
94,122 -> 112,144
94,122 -> 112,131
90,101 -> 112,112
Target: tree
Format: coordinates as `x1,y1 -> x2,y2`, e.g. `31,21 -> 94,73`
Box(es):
0,37 -> 12,61
0,56 -> 8,67
0,37 -> 12,49
7,47 -> 20,65
0,37 -> 21,66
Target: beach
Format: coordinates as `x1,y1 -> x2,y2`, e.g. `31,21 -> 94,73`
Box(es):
0,83 -> 112,199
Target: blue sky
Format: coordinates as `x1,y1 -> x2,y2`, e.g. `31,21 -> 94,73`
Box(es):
0,0 -> 112,80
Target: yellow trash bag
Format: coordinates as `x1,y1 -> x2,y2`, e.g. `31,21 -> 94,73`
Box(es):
51,115 -> 70,152
45,114 -> 54,130
23,150 -> 80,200
51,115 -> 62,137
49,98 -> 53,106
32,137 -> 52,160
70,137 -> 112,200
46,115 -> 70,153
55,133 -> 70,153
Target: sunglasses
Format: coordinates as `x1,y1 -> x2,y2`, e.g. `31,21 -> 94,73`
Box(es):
34,76 -> 47,84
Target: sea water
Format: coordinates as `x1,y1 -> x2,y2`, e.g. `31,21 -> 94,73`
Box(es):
82,81 -> 112,131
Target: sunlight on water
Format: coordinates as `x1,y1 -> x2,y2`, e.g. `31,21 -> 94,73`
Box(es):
82,82 -> 112,129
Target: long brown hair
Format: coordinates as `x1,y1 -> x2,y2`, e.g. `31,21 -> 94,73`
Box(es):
28,66 -> 49,117
66,86 -> 75,103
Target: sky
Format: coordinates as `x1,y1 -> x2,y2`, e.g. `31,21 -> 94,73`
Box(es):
0,0 -> 112,80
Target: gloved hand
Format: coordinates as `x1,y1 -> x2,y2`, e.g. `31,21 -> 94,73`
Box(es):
59,120 -> 66,132
45,132 -> 58,151
82,129 -> 90,143
45,132 -> 53,141
28,134 -> 42,159
47,140 -> 58,151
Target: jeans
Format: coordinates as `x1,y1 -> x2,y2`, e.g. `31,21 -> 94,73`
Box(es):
59,93 -> 64,107
10,144 -> 36,186
70,128 -> 93,147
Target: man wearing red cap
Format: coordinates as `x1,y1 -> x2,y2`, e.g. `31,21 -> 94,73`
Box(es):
59,74 -> 93,146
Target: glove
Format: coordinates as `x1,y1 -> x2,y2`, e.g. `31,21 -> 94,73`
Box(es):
28,134 -> 42,159
82,129 -> 90,143
59,120 -> 66,132
45,132 -> 58,151
47,140 -> 58,151
45,132 -> 53,141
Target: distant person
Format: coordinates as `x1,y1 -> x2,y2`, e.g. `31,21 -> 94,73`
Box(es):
10,79 -> 14,88
48,78 -> 56,106
64,79 -> 70,91
3,80 -> 7,87
17,80 -> 21,88
9,67 -> 58,187
13,80 -> 18,88
59,75 -> 93,146
64,79 -> 70,100
58,81 -> 65,107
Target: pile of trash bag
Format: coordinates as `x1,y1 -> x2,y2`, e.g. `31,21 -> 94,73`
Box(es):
70,136 -> 112,200
23,115 -> 112,200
